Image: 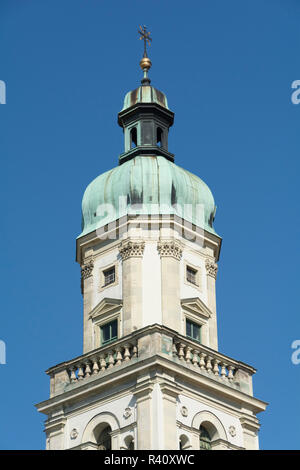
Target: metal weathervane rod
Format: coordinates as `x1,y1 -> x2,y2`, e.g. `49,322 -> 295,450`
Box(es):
138,25 -> 152,83
138,25 -> 152,57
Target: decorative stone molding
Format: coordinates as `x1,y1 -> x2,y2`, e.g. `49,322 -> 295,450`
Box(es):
118,240 -> 145,261
123,407 -> 132,419
70,428 -> 78,440
211,438 -> 244,450
228,425 -> 236,437
157,239 -> 182,260
81,259 -> 94,280
239,415 -> 260,433
191,410 -> 227,440
181,297 -> 212,319
81,259 -> 94,294
82,411 -> 119,445
88,298 -> 123,321
205,259 -> 218,279
98,262 -> 119,293
160,383 -> 182,403
180,406 -> 188,417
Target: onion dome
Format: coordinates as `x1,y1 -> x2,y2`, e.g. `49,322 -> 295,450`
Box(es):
78,44 -> 217,238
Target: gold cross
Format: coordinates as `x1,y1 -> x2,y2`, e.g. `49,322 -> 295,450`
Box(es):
138,25 -> 152,56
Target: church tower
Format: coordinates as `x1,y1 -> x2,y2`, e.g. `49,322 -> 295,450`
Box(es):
36,30 -> 267,450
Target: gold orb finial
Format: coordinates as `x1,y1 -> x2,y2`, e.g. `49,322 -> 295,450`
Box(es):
139,56 -> 152,71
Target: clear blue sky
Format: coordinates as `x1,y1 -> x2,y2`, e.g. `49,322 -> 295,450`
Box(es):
1,0 -> 299,450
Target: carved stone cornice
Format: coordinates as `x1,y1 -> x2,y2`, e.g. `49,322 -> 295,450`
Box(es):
132,382 -> 154,403
118,240 -> 145,261
160,382 -> 182,403
205,259 -> 218,279
157,239 -> 182,261
239,415 -> 260,433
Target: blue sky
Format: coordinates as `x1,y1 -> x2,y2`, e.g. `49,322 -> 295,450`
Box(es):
1,0 -> 299,449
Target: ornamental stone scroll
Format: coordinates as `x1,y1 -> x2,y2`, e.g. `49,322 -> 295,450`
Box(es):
81,259 -> 94,280
118,240 -> 145,261
80,258 -> 94,294
157,239 -> 182,261
205,259 -> 218,279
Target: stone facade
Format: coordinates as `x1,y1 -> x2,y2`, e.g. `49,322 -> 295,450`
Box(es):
36,218 -> 267,450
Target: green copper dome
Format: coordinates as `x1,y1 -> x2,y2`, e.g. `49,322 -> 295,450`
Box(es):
122,85 -> 169,111
79,156 -> 217,238
79,54 -> 218,239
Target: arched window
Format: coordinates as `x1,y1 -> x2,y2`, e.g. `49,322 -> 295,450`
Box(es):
128,440 -> 134,450
200,425 -> 212,450
130,127 -> 137,148
179,434 -> 190,450
124,435 -> 134,450
97,425 -> 112,450
156,127 -> 163,147
82,413 -> 119,448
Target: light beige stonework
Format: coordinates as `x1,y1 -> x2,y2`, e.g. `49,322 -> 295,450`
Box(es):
82,257 -> 94,353
119,239 -> 144,335
36,216 -> 268,450
158,239 -> 182,332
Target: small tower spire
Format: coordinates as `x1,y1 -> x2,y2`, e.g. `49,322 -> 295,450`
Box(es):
138,25 -> 152,85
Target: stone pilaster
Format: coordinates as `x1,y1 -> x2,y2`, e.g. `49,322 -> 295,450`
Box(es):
45,407 -> 66,450
81,257 -> 94,353
205,258 -> 218,350
119,240 -> 145,336
240,415 -> 260,450
160,383 -> 182,450
110,428 -> 120,450
190,429 -> 200,450
157,239 -> 182,332
133,382 -> 153,450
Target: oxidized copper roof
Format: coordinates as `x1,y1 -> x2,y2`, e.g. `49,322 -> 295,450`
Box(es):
122,85 -> 169,110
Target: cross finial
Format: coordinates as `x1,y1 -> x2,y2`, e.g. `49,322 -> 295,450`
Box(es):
138,25 -> 152,84
138,25 -> 152,58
